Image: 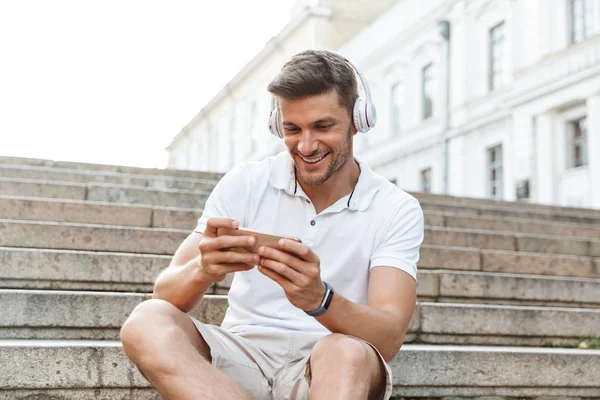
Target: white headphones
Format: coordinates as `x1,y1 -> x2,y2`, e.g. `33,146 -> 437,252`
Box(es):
268,51 -> 377,139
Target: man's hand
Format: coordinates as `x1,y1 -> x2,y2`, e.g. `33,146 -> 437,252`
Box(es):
257,239 -> 326,312
198,217 -> 260,283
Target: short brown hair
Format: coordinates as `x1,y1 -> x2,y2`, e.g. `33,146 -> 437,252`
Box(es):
267,49 -> 358,117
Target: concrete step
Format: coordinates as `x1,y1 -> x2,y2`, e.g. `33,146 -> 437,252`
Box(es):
421,199 -> 600,225
419,245 -> 600,278
3,247 -> 599,308
3,220 -> 599,258
0,178 -> 87,200
5,196 -> 600,242
0,164 -> 218,192
0,291 -> 227,340
0,247 -> 168,292
413,302 -> 600,347
2,291 -> 599,346
418,270 -> 600,308
0,342 -> 598,398
0,155 -> 225,180
0,220 -> 188,255
426,211 -> 600,239
0,388 -> 159,400
0,178 -> 210,208
0,196 -> 201,230
0,196 -> 155,228
424,226 -> 600,257
413,191 -> 600,216
391,345 -> 600,397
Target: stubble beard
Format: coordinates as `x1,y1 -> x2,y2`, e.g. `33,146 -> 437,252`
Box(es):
296,127 -> 353,187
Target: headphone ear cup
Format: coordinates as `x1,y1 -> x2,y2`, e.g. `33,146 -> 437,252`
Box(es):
353,97 -> 377,133
365,101 -> 377,130
268,107 -> 282,138
353,98 -> 367,133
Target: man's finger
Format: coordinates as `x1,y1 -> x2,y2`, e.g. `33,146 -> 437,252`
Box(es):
203,217 -> 238,238
259,257 -> 304,284
212,250 -> 260,266
202,235 -> 257,253
275,239 -> 318,263
259,246 -> 306,273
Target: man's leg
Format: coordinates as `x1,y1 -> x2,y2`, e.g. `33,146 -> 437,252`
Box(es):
308,333 -> 387,400
120,299 -> 253,400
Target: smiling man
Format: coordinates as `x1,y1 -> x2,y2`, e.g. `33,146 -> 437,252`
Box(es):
120,50 -> 424,400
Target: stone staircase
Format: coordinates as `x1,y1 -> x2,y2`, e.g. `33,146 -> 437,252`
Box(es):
0,156 -> 599,399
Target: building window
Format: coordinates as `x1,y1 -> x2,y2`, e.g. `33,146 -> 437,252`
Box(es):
571,0 -> 597,43
489,22 -> 505,90
421,168 -> 432,193
422,64 -> 434,120
568,117 -> 588,168
487,145 -> 503,199
390,82 -> 403,134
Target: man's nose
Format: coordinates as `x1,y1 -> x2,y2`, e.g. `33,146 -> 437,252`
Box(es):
297,129 -> 319,155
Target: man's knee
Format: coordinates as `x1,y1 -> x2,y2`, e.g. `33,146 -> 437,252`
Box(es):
120,299 -> 209,361
310,334 -> 386,399
121,299 -> 176,345
310,333 -> 373,371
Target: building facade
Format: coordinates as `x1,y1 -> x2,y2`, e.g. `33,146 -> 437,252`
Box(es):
167,0 -> 600,209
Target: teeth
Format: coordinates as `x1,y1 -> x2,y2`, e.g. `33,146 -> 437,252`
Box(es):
300,154 -> 326,163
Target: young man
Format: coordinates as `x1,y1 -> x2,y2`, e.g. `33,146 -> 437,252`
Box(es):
121,50 -> 424,400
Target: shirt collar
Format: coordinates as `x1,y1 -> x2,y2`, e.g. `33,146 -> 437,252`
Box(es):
268,151 -> 383,211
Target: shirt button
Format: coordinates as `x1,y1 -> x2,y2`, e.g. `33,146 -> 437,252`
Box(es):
310,220 -> 316,226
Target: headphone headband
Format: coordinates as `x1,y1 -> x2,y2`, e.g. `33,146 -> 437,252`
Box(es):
329,51 -> 373,106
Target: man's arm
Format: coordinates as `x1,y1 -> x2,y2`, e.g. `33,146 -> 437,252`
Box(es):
257,239 -> 418,362
153,218 -> 259,313
315,267 -> 416,362
153,165 -> 253,312
257,198 -> 423,362
152,231 -> 213,313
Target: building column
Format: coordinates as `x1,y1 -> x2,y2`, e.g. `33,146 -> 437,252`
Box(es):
534,112 -> 554,205
587,94 -> 600,208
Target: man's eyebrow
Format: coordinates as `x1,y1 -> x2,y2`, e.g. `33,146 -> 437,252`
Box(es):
312,117 -> 337,125
282,117 -> 338,127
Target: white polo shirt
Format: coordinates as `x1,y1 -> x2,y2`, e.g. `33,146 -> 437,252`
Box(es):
194,151 -> 424,334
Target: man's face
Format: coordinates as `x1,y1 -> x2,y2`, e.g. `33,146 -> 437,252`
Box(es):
279,90 -> 356,187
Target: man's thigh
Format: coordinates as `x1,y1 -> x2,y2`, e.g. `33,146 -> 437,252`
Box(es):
189,318 -> 272,399
188,322 -> 392,400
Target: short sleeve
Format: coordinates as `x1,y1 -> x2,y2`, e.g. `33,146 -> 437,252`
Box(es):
193,165 -> 249,234
369,197 -> 424,281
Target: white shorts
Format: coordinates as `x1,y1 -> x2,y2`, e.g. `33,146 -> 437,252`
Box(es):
190,318 -> 393,400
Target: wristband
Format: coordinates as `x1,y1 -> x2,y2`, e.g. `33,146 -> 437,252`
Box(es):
304,281 -> 334,317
